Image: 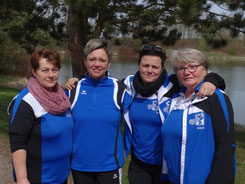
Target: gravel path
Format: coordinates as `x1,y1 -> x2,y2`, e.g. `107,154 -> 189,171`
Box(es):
0,133 -> 15,184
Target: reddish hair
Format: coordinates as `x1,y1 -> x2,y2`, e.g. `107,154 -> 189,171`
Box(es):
30,49 -> 61,71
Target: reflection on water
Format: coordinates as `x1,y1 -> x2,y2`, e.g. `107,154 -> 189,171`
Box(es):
211,65 -> 245,125
60,57 -> 245,125
58,62 -> 72,86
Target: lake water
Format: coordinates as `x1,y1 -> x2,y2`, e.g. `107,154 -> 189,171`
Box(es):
59,57 -> 245,125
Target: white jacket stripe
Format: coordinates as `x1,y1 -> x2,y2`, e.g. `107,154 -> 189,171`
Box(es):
180,108 -> 188,184
71,79 -> 83,110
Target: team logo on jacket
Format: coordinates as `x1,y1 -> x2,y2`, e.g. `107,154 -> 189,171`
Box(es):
163,100 -> 170,114
189,112 -> 205,129
147,100 -> 159,114
65,111 -> 72,117
81,90 -> 87,95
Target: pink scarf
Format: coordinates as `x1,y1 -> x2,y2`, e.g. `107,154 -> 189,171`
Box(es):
27,77 -> 71,115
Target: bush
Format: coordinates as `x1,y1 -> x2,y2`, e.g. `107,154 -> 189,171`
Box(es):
229,47 -> 236,55
198,38 -> 212,52
0,41 -> 29,77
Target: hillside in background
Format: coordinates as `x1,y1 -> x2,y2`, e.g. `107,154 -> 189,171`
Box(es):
113,38 -> 245,59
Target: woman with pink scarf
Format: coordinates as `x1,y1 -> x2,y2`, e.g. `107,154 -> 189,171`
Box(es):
8,49 -> 74,184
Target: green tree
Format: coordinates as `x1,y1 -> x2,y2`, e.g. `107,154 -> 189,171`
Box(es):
0,0 -> 67,75
177,0 -> 245,47
1,0 -> 244,76
0,0 -> 66,53
65,0 -> 183,75
65,0 -> 245,76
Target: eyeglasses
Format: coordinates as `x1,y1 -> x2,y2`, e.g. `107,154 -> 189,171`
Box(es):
141,44 -> 163,53
176,65 -> 201,74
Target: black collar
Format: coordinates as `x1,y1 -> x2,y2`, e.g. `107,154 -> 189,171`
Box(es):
133,69 -> 167,97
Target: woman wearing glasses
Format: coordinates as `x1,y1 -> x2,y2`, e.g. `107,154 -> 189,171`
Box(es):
123,45 -> 225,184
161,48 -> 235,184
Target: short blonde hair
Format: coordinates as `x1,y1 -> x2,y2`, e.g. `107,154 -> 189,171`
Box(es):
83,38 -> 112,61
170,48 -> 209,73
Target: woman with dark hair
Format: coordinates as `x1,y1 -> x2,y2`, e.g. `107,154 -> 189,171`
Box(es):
8,49 -> 73,184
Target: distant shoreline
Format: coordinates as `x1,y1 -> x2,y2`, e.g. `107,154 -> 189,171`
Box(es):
111,54 -> 245,65
208,56 -> 245,63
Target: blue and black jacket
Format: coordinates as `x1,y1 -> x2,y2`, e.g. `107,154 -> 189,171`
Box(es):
161,82 -> 236,184
8,87 -> 74,184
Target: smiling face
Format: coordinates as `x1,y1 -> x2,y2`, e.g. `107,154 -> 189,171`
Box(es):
32,58 -> 59,91
139,55 -> 163,85
176,61 -> 207,91
84,48 -> 111,80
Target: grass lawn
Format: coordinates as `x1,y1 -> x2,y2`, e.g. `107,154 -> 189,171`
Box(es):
0,86 -> 20,135
0,79 -> 244,183
234,125 -> 245,183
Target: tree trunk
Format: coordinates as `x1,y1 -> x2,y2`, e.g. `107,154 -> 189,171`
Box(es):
67,6 -> 87,77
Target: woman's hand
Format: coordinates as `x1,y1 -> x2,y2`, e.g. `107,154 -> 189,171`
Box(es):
197,82 -> 216,98
65,77 -> 79,90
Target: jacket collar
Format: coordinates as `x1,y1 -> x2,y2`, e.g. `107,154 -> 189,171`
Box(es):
85,71 -> 109,85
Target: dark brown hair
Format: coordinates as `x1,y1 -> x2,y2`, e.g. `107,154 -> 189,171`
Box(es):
138,44 -> 166,67
30,49 -> 61,71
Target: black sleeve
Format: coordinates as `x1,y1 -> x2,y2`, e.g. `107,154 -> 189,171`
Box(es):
168,74 -> 181,94
9,100 -> 36,153
75,75 -> 85,80
116,80 -> 127,114
204,72 -> 226,90
69,81 -> 78,104
205,93 -> 235,184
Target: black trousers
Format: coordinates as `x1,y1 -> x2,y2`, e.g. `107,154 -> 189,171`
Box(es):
71,169 -> 121,184
128,153 -> 169,184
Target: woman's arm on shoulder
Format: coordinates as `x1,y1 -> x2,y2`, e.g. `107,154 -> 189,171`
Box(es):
64,77 -> 79,90
198,72 -> 226,98
204,72 -> 226,90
